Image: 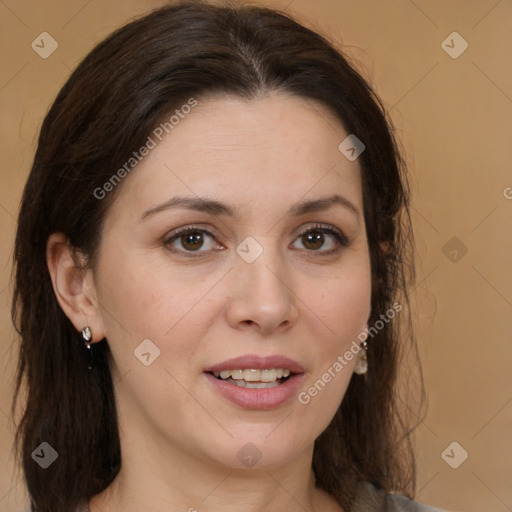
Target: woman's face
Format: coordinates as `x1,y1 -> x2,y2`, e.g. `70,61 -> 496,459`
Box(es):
90,93 -> 372,470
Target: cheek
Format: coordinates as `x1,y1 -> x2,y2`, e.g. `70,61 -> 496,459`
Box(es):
93,247 -> 229,397
92,251 -> 208,417
296,262 -> 371,416
295,273 -> 370,428
307,267 -> 372,342
95,247 -> 209,341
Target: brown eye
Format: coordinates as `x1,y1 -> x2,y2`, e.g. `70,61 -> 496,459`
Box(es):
291,225 -> 348,254
301,230 -> 325,250
180,231 -> 204,251
165,227 -> 222,256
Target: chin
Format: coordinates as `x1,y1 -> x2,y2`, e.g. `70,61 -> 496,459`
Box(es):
200,431 -> 311,472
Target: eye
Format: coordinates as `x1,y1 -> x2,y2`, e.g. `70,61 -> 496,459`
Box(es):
164,223 -> 348,257
290,224 -> 348,254
164,226 -> 223,256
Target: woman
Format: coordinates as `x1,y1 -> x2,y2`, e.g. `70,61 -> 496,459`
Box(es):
12,1 -> 447,511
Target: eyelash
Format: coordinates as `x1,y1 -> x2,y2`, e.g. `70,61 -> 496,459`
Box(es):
164,223 -> 349,258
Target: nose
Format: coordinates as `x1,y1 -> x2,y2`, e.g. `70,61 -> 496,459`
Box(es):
224,250 -> 299,335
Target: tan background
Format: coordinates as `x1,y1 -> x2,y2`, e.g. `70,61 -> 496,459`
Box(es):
1,1 -> 511,511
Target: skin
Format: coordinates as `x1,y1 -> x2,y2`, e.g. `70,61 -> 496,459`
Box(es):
47,92 -> 372,512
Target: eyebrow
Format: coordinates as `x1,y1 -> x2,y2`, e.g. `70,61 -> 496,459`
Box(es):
139,194 -> 360,221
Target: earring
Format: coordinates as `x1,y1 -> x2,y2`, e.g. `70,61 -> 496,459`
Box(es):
81,327 -> 94,371
81,326 -> 92,349
354,340 -> 368,376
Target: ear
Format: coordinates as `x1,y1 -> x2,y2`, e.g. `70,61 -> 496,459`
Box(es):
46,233 -> 105,344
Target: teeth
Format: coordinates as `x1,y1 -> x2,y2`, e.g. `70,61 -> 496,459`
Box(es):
212,368 -> 292,382
229,379 -> 281,389
243,369 -> 260,382
261,369 -> 278,382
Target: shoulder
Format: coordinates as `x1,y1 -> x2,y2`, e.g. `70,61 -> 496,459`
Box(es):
351,481 -> 451,512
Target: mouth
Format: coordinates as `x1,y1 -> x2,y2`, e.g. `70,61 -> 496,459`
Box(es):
203,354 -> 305,409
207,368 -> 294,389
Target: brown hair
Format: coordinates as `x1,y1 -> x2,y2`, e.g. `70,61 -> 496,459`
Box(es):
12,2 -> 419,511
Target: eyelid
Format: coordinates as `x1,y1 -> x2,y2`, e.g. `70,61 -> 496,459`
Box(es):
295,222 -> 347,242
163,224 -> 219,243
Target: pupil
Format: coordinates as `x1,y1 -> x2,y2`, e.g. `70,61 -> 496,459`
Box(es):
303,231 -> 323,250
182,231 -> 203,251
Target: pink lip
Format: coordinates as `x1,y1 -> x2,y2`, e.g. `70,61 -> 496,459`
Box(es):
204,354 -> 305,374
203,354 -> 305,410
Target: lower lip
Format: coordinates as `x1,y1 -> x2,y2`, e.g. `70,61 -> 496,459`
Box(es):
203,372 -> 304,410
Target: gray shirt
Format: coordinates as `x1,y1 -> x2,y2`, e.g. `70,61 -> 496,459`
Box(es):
352,481 -> 449,512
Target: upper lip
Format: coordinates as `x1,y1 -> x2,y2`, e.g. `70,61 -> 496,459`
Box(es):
204,354 -> 305,374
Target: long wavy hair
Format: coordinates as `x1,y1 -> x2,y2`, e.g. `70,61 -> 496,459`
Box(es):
12,2 -> 419,511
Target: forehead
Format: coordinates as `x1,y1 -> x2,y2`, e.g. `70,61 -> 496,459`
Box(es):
108,93 -> 363,220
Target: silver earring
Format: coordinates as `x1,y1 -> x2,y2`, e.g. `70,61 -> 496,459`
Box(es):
354,340 -> 368,375
81,326 -> 92,349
